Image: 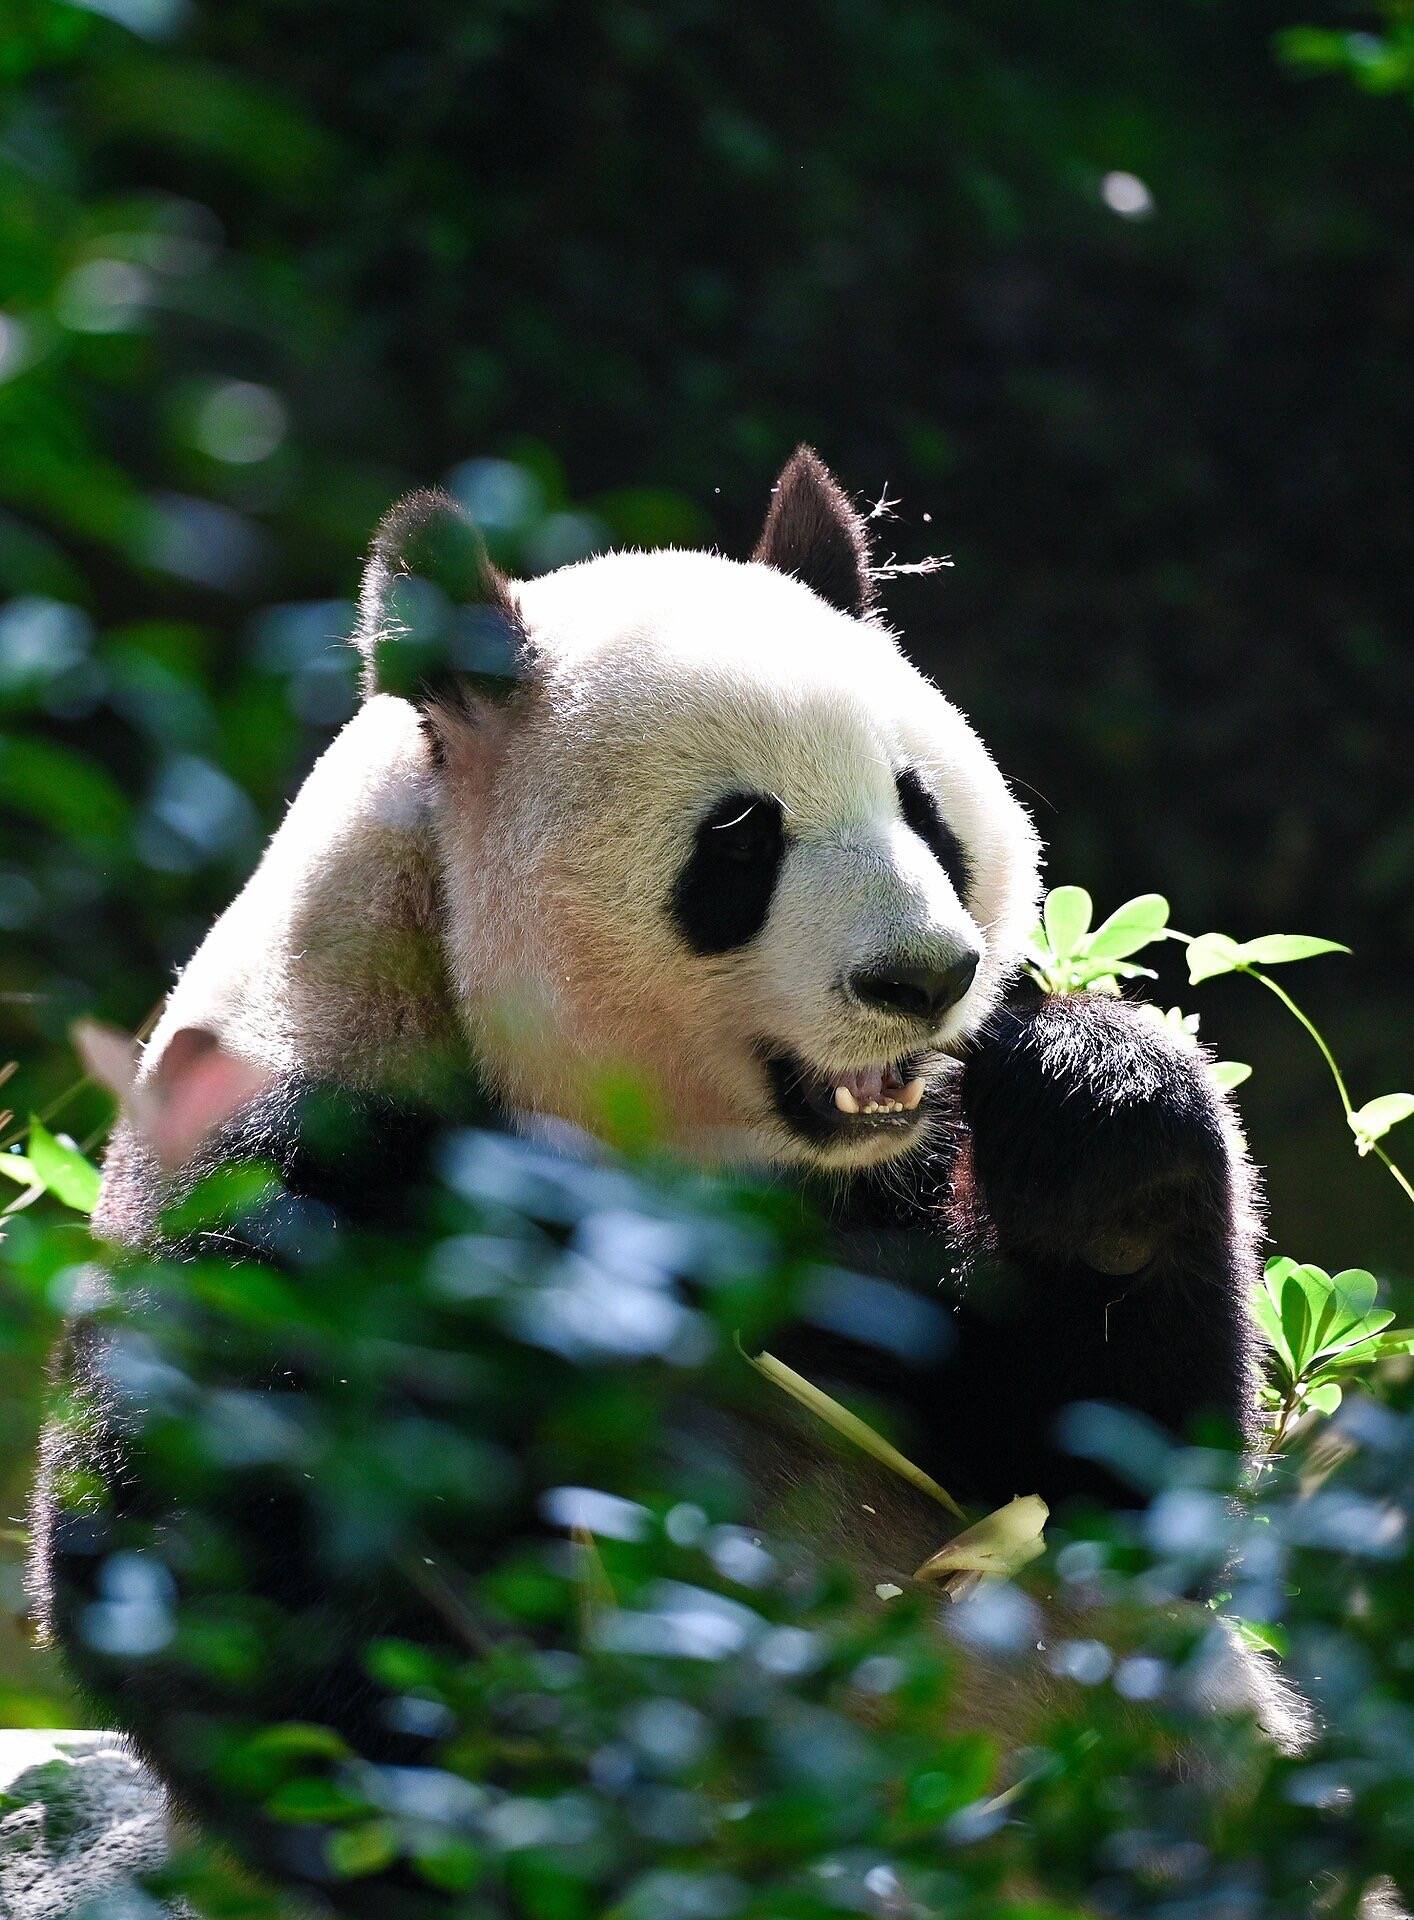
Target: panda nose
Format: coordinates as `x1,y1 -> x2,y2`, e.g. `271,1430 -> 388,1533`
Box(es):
849,948 -> 981,1025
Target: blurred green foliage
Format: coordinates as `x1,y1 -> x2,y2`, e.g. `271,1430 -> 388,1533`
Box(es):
4,1086 -> 1411,1918
0,2 -> 1411,1912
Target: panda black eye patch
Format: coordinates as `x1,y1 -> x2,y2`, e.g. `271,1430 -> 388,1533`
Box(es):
895,766 -> 971,903
670,790 -> 787,954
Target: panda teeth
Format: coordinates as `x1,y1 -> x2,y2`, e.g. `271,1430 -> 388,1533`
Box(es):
833,1074 -> 925,1119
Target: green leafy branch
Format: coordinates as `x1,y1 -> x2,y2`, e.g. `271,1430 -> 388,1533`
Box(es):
1183,930 -> 1414,1206
1025,887 -> 1252,1087
1026,886 -> 1414,1205
1024,885 -> 1169,996
1252,1257 -> 1413,1451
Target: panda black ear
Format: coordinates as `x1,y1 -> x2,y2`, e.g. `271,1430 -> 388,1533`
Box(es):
752,445 -> 877,619
353,489 -> 532,734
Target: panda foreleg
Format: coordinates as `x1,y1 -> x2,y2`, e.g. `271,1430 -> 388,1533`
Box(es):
952,990 -> 1263,1473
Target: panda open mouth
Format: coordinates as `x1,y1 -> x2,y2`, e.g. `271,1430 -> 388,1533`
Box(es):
761,1048 -> 928,1147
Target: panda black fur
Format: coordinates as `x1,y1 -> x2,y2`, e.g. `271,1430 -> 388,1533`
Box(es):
33,448 -> 1295,1910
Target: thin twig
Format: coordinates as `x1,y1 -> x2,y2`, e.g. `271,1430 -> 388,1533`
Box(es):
869,553 -> 954,582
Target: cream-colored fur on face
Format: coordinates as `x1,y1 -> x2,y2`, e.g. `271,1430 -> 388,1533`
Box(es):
436,549 -> 1039,1168
142,547 -> 1039,1171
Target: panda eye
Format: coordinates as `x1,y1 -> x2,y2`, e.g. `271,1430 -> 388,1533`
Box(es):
709,796 -> 781,858
670,790 -> 786,954
895,766 -> 971,903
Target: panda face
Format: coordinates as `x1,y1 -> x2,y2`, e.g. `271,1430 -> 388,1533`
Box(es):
429,545 -> 1040,1172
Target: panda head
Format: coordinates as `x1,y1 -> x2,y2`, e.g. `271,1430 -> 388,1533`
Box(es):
357,448 -> 1040,1171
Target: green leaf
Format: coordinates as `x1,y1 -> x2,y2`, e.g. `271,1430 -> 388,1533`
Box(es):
267,1777 -> 369,1824
1317,1335 -> 1397,1375
161,1162 -> 282,1240
1251,1271 -> 1294,1376
234,1722 -> 352,1766
1235,935 -> 1350,968
414,1841 -> 485,1893
1084,893 -> 1171,962
327,1820 -> 399,1879
1252,1320 -> 1289,1380
1235,1619 -> 1289,1657
1348,1092 -> 1414,1154
1212,1061 -> 1252,1091
25,1120 -> 101,1213
1302,1275 -> 1393,1378
0,735 -> 131,854
1302,1380 -> 1342,1416
1374,1327 -> 1414,1358
1187,932 -> 1244,984
913,1494 -> 1049,1591
0,1153 -> 39,1189
1279,1271 -> 1314,1377
1308,1268 -> 1379,1352
1187,931 -> 1350,986
1042,886 -> 1092,961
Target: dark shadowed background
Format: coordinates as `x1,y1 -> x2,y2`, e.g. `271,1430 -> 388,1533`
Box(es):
0,0 -> 1409,1706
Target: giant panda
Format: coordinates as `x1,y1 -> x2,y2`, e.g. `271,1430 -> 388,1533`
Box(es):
33,448 -> 1291,1914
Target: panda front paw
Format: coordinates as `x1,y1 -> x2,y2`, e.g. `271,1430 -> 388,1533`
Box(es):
959,992 -> 1235,1273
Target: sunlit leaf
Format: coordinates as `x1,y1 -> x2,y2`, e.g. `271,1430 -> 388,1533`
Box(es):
1250,1283 -> 1291,1378
1085,892 -> 1171,962
1212,1060 -> 1252,1091
1041,885 -> 1092,961
1318,1332 -> 1401,1373
1303,1380 -> 1343,1415
1348,1092 -> 1414,1154
1308,1267 -> 1379,1353
913,1493 -> 1049,1596
1279,1270 -> 1313,1376
1253,1261 -> 1298,1373
1235,934 -> 1350,968
1186,931 -> 1244,984
25,1119 -> 101,1213
1235,1619 -> 1289,1657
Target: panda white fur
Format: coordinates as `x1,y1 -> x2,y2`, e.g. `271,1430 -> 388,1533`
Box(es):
36,449 -> 1303,1913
